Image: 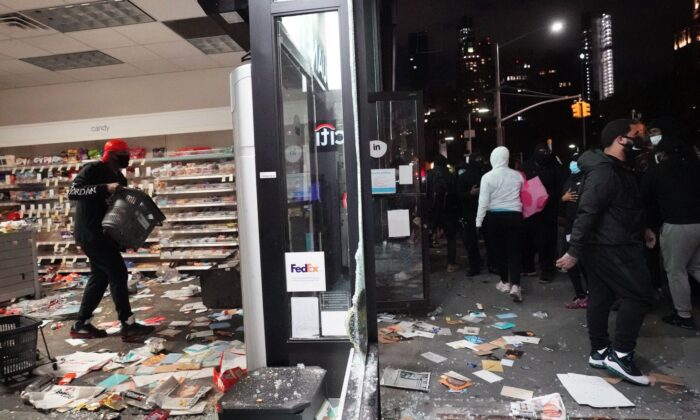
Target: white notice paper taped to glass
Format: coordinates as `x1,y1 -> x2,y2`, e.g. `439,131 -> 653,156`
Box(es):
291,297 -> 319,338
387,209 -> 410,238
321,311 -> 347,336
398,165 -> 413,185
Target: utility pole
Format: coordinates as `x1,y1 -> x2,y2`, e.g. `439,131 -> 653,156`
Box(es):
494,42 -> 503,146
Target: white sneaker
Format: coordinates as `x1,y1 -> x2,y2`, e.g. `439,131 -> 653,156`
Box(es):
496,281 -> 512,292
510,285 -> 523,302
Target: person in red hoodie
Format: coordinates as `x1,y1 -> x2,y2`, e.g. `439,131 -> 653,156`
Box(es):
68,139 -> 154,342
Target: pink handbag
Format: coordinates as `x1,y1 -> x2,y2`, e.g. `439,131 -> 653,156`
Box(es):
520,173 -> 549,218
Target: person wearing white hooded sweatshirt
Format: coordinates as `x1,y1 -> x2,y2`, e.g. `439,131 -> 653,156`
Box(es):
476,146 -> 525,302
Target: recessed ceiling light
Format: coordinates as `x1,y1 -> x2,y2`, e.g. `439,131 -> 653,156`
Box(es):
22,0 -> 153,33
220,11 -> 244,25
22,50 -> 122,71
187,35 -> 243,55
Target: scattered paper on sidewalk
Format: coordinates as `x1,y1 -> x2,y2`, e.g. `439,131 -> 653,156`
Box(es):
421,352 -> 447,363
557,373 -> 634,408
443,371 -> 471,382
496,313 -> 518,319
34,352 -> 117,379
380,368 -> 431,392
24,385 -> 104,410
446,340 -> 479,350
501,359 -> 515,367
510,393 -> 566,420
482,360 -> 504,372
493,322 -> 516,330
437,328 -> 452,336
97,373 -> 129,389
472,369 -> 503,383
501,385 -> 534,400
65,338 -> 86,346
457,327 -> 480,335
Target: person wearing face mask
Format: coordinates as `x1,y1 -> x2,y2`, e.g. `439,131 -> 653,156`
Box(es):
560,153 -> 588,308
556,119 -> 656,386
68,139 -> 155,342
521,142 -> 567,284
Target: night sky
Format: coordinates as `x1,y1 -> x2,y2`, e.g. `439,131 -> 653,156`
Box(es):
395,0 -> 691,86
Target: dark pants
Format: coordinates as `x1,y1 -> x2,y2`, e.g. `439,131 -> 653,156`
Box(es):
77,239 -> 133,324
522,211 -> 558,278
460,212 -> 482,272
582,245 -> 654,353
486,211 -> 523,285
564,236 -> 587,298
431,213 -> 458,264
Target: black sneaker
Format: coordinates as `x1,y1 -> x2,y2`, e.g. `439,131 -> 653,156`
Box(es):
588,347 -> 608,369
604,351 -> 650,386
70,323 -> 108,339
121,322 -> 155,342
662,313 -> 696,330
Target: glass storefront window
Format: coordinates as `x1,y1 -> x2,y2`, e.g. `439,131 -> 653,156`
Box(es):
276,11 -> 351,339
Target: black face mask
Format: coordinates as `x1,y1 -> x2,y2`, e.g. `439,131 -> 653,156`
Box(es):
115,154 -> 130,169
622,136 -> 644,161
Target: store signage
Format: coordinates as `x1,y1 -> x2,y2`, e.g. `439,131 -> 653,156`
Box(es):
369,140 -> 387,158
285,251 -> 326,292
314,123 -> 344,148
91,125 -> 109,133
285,145 -> 303,163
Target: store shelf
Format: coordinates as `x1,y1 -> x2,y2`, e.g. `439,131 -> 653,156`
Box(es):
0,202 -> 19,208
165,216 -> 236,222
161,242 -> 238,248
159,202 -> 236,209
36,237 -> 159,246
155,174 -> 234,182
160,253 -> 233,260
38,253 -> 160,261
157,228 -> 237,235
38,268 -> 91,274
156,187 -> 234,196
121,253 -> 161,259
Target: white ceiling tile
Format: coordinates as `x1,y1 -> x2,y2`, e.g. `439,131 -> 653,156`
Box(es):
170,55 -> 220,71
130,59 -> 182,74
0,52 -> 12,61
144,40 -> 202,59
0,58 -> 46,74
67,28 -> 136,50
0,73 -> 37,88
0,24 -> 57,40
22,34 -> 90,54
210,52 -> 246,67
129,0 -> 206,21
99,63 -> 145,78
0,0 -> 66,10
0,4 -> 12,13
102,45 -> 160,62
56,67 -> 112,81
25,70 -> 76,84
0,39 -> 50,58
114,22 -> 182,45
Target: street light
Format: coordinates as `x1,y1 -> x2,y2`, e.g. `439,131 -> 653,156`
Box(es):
494,19 -> 565,146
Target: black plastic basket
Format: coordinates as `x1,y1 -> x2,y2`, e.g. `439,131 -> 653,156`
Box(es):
102,188 -> 166,249
0,315 -> 41,379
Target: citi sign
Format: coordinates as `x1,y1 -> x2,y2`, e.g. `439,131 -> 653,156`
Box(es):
314,123 -> 344,147
290,263 -> 320,273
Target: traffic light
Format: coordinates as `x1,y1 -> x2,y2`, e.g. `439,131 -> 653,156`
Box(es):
571,101 -> 582,118
581,101 -> 591,118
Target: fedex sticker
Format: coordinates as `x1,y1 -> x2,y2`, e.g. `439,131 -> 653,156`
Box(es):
285,251 -> 326,292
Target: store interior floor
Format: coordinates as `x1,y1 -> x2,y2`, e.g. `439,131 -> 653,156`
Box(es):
379,245 -> 700,419
0,275 -> 243,419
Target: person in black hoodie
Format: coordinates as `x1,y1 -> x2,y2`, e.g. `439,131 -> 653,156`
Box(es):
557,119 -> 655,386
427,154 -> 459,272
642,138 -> 700,330
456,153 -> 486,276
521,143 -> 567,283
68,139 -> 154,342
561,153 -> 587,308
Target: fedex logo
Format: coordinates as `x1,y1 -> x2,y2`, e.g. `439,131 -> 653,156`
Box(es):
290,263 -> 319,273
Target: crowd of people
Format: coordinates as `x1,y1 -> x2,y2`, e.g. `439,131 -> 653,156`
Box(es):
426,118 -> 700,386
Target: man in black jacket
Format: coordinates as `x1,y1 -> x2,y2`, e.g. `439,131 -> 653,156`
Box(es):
642,138 -> 700,330
521,143 -> 567,283
68,139 -> 154,342
557,119 -> 655,386
456,153 -> 485,276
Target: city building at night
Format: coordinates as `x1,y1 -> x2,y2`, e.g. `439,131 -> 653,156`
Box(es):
674,0 -> 700,69
581,12 -> 615,102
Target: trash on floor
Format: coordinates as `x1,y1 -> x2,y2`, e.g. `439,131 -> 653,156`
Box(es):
557,373 -> 634,408
509,393 -> 566,419
380,368 -> 431,392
